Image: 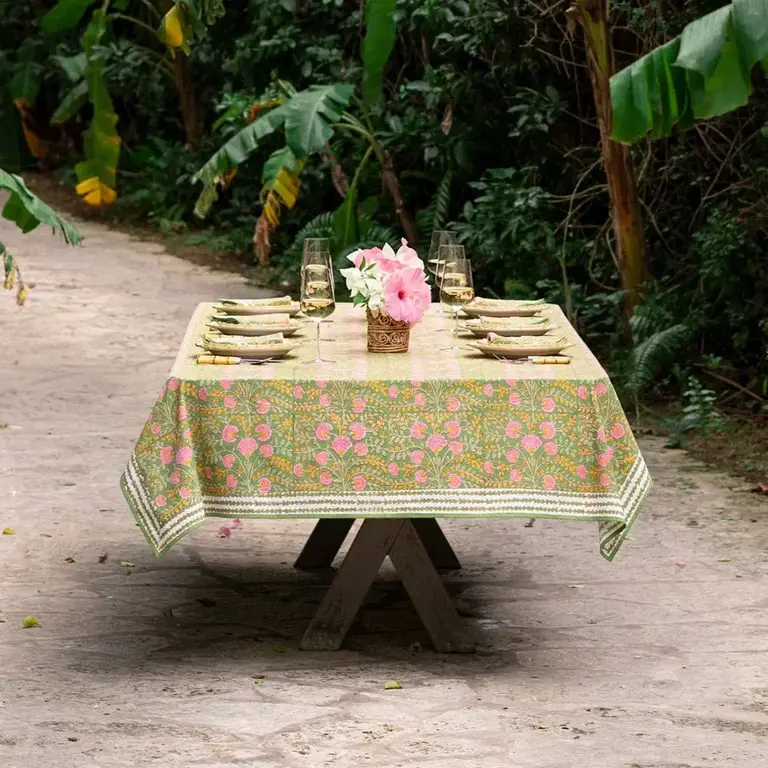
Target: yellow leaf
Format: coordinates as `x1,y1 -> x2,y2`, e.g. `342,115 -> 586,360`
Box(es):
120,561 -> 136,568
76,177 -> 117,207
383,680 -> 402,690
13,100 -> 51,159
273,169 -> 301,209
163,5 -> 185,48
2,527 -> 15,535
21,616 -> 40,628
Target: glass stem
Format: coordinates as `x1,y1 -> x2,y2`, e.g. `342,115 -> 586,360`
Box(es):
452,308 -> 459,338
315,319 -> 321,360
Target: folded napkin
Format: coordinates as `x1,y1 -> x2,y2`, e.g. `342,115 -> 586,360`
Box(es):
211,313 -> 292,325
204,332 -> 286,347
469,297 -> 546,307
466,316 -> 548,327
217,296 -> 293,307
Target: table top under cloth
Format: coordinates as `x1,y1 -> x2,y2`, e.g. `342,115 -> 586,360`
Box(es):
121,302 -> 651,560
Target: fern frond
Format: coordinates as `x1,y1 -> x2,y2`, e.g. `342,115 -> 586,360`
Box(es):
415,171 -> 452,242
625,324 -> 690,396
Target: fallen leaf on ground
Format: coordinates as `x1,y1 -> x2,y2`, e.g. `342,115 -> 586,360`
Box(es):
2,528 -> 15,536
272,645 -> 286,654
383,680 -> 402,690
252,674 -> 266,680
750,482 -> 768,495
535,724 -> 550,730
21,616 -> 40,628
230,519 -> 243,529
217,526 -> 231,539
569,584 -> 584,589
67,736 -> 78,742
717,557 -> 731,563
524,519 -> 535,528
98,554 -> 108,563
63,557 -> 76,564
119,561 -> 135,568
253,679 -> 264,686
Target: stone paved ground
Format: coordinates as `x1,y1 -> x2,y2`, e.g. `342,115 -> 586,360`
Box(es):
2,217 -> 768,768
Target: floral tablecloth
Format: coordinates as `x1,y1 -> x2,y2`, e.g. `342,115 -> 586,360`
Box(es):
122,303 -> 650,560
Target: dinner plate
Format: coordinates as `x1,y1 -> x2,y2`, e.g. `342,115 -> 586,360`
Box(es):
460,318 -> 556,337
199,332 -> 299,360
462,298 -> 546,318
467,337 -> 571,359
214,299 -> 302,317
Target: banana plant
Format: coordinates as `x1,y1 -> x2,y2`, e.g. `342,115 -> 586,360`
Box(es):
192,0 -> 414,265
609,0 -> 768,143
1,169 -> 82,305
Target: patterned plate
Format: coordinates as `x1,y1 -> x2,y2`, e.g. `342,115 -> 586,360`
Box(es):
467,337 -> 571,359
460,319 -> 556,337
199,332 -> 299,360
214,299 -> 301,317
462,299 -> 546,318
207,318 -> 305,337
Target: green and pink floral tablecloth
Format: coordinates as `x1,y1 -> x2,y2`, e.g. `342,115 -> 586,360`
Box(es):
121,303 -> 650,560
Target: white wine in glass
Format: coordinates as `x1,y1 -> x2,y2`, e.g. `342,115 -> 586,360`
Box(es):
301,249 -> 336,364
439,252 -> 474,350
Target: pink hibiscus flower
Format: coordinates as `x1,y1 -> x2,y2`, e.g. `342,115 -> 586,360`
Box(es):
446,396 -> 461,412
315,422 -> 332,441
260,444 -> 274,458
169,469 -> 181,485
332,436 -> 352,455
541,398 -> 556,413
448,441 -> 464,455
176,446 -> 193,465
611,423 -> 626,439
320,470 -> 333,486
543,442 -> 558,456
258,478 -> 271,494
349,423 -> 366,441
226,474 -> 238,489
257,399 -> 271,414
224,396 -> 237,409
155,494 -> 167,508
426,433 -> 448,453
415,469 -> 428,484
509,469 -> 523,483
256,424 -> 272,442
352,475 -> 367,492
222,454 -> 235,468
349,246 -> 383,269
160,446 -> 174,465
353,442 -> 368,457
217,526 -> 231,539
448,474 -> 463,488
315,451 -> 330,466
222,425 -> 238,443
445,420 -> 461,439
506,448 -> 520,464
543,475 -> 556,490
238,438 -> 258,457
483,461 -> 494,475
595,382 -> 609,397
389,462 -> 399,476
293,463 -> 304,477
383,267 -> 431,324
410,421 -> 427,439
506,421 -> 522,439
521,435 -> 542,453
352,398 -> 366,414
411,450 -> 425,465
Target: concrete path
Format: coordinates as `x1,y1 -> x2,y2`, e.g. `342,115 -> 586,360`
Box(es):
1,217 -> 768,767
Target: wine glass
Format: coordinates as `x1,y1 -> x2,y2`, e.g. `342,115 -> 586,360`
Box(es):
427,231 -> 457,284
439,250 -> 474,350
302,238 -> 330,268
300,245 -> 336,364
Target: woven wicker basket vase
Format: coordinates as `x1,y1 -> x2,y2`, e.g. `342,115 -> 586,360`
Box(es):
366,309 -> 410,353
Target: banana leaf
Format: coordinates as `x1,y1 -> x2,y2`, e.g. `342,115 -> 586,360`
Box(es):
41,0 -> 98,33
0,169 -> 82,243
362,0 -> 397,105
610,0 -> 768,143
284,84 -> 355,158
51,80 -> 90,124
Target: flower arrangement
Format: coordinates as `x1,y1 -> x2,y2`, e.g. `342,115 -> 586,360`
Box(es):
340,239 -> 431,325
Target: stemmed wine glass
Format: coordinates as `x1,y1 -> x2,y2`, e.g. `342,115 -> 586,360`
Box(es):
300,239 -> 336,364
428,231 -> 458,328
438,247 -> 474,351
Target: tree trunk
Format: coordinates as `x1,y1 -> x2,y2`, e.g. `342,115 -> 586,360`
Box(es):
567,0 -> 648,319
379,149 -> 419,247
172,52 -> 203,147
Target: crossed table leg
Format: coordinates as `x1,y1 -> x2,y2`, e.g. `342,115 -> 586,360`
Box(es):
296,519 -> 473,653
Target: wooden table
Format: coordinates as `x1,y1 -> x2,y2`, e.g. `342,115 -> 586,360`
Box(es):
121,302 -> 650,651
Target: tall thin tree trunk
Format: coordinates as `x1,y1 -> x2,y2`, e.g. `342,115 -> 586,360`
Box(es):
172,52 -> 203,147
568,0 -> 648,319
379,149 -> 419,247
